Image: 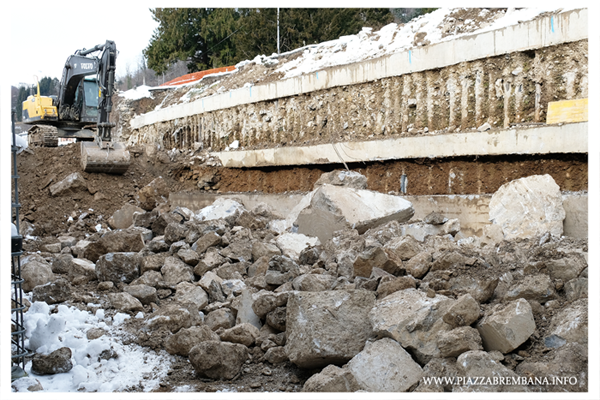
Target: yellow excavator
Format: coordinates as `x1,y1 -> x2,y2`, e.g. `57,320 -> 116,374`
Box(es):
22,40 -> 130,174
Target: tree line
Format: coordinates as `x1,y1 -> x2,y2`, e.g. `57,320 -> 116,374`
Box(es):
144,8 -> 400,74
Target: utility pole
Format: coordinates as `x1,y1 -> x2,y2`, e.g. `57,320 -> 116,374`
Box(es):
277,8 -> 280,55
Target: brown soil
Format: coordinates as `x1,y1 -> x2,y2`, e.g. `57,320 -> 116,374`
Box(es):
15,143 -> 586,238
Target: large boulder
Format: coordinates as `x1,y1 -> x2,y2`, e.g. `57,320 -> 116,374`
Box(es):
285,290 -> 375,368
489,174 -> 565,240
346,338 -> 423,392
295,184 -> 414,243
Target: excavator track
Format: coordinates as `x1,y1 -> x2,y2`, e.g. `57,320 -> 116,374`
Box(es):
80,141 -> 130,174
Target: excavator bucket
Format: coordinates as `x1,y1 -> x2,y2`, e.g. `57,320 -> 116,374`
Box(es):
80,141 -> 130,174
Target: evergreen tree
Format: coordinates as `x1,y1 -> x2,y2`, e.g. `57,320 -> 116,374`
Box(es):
15,86 -> 30,122
144,8 -> 394,74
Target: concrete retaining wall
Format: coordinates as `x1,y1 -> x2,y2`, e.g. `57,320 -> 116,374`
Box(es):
127,9 -> 588,157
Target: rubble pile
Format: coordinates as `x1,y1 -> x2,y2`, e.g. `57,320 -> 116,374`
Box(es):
14,172 -> 588,392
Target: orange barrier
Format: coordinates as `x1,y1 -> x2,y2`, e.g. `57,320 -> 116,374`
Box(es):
160,65 -> 237,87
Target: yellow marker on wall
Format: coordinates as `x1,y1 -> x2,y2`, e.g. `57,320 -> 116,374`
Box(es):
546,98 -> 588,124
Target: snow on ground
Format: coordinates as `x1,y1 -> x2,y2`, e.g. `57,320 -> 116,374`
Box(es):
13,295 -> 173,392
118,7 -> 576,105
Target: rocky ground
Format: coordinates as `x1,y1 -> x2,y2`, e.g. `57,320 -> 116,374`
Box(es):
12,144 -> 588,393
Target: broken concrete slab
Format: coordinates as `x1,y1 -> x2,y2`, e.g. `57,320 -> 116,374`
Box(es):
346,338 -> 423,392
489,174 -> 566,240
295,184 -> 414,243
476,298 -> 536,353
285,290 -> 375,368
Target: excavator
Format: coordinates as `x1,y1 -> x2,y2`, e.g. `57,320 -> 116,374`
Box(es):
22,40 -> 130,174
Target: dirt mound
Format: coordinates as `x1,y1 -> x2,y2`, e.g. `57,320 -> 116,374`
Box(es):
15,143 -> 194,237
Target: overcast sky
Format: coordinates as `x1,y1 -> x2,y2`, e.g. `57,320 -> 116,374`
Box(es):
7,3 -> 159,87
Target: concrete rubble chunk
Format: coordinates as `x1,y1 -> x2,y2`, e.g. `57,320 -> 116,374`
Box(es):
314,170 -> 368,189
251,241 -> 281,261
21,258 -> 55,292
302,364 -> 361,392
292,273 -> 336,292
136,177 -> 169,211
193,198 -> 246,226
285,290 -> 375,368
235,288 -> 262,329
146,302 -> 201,333
173,282 -> 208,310
369,288 -> 454,364
31,347 -> 73,375
275,233 -> 320,261
192,231 -> 222,254
476,298 -> 536,353
564,277 -> 587,302
108,203 -> 145,230
165,325 -> 220,356
161,256 -> 194,288
548,298 -> 587,345
504,274 -> 556,302
437,326 -> 483,357
95,252 -> 141,284
68,258 -> 97,283
489,174 -> 566,240
454,350 -> 526,392
353,246 -> 401,277
124,284 -> 158,305
264,346 -> 288,364
49,173 -> 88,196
108,292 -> 144,312
448,274 -> 498,303
376,276 -> 416,299
442,293 -> 481,328
346,338 -> 423,392
384,235 -> 422,262
404,252 -> 432,279
219,323 -> 260,346
51,254 -> 73,274
414,357 -> 460,392
189,340 -> 248,380
205,308 -> 236,331
32,278 -> 71,305
296,184 -> 414,243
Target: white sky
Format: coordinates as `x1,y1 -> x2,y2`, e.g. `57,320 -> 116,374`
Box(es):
6,2 -> 159,87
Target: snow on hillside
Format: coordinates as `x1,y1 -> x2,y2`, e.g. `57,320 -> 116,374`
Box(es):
119,7 -> 576,106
